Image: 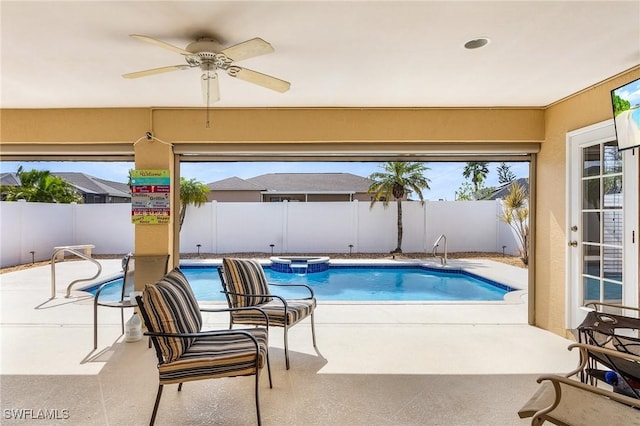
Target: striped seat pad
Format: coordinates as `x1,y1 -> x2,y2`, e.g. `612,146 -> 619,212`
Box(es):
231,298 -> 316,327
158,328 -> 268,385
143,268 -> 203,363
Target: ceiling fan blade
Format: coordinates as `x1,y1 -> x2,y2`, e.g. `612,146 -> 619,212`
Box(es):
221,38 -> 274,62
129,34 -> 192,55
227,66 -> 290,93
201,72 -> 220,104
122,65 -> 191,79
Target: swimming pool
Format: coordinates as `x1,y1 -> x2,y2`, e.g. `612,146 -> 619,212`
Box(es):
87,264 -> 515,302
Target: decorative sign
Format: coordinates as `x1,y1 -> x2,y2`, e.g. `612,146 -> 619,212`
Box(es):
130,170 -> 171,224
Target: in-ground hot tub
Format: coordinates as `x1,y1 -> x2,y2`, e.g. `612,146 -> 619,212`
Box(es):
269,256 -> 330,273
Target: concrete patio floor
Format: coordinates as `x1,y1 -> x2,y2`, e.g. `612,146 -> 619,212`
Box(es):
0,258 -> 578,425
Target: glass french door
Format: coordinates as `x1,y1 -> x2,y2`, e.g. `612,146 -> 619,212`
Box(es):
567,120 -> 638,328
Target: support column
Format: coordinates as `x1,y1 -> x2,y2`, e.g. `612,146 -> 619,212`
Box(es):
133,135 -> 176,290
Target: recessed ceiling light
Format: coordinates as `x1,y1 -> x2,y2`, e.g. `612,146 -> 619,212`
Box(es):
464,38 -> 490,49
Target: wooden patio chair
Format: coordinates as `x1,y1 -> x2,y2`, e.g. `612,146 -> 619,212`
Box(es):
218,257 -> 317,370
136,267 -> 272,426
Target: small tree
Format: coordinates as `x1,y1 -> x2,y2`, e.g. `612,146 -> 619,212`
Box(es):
496,162 -> 516,184
178,177 -> 210,231
455,181 -> 474,200
500,182 -> 529,265
2,167 -> 82,203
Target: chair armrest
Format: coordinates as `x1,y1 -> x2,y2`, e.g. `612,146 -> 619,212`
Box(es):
199,305 -> 270,328
536,374 -> 640,408
584,302 -> 640,314
267,282 -> 315,299
222,290 -> 288,306
143,329 -> 264,357
568,342 -> 640,364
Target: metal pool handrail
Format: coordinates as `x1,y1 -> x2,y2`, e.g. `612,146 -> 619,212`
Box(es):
432,234 -> 448,265
49,245 -> 102,299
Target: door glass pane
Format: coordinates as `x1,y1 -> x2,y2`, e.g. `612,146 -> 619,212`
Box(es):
583,244 -> 600,277
603,246 -> 623,282
603,211 -> 623,245
582,212 -> 601,243
583,178 -> 600,209
603,281 -> 623,305
584,277 -> 600,304
603,175 -> 622,208
583,145 -> 600,177
603,141 -> 622,174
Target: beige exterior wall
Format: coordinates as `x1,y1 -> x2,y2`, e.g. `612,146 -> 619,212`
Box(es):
2,66 -> 640,336
535,67 -> 640,337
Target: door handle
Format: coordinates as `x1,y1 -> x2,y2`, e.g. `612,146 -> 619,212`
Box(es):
568,241 -> 578,247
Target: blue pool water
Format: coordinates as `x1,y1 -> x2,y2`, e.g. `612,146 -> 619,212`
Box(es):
87,265 -> 514,302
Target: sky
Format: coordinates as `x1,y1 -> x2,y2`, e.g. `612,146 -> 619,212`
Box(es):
0,160 -> 529,201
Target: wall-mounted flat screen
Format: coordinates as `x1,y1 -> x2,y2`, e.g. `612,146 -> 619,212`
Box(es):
611,77 -> 640,151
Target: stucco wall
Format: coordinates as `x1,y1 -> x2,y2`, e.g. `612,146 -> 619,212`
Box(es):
537,68 -> 640,336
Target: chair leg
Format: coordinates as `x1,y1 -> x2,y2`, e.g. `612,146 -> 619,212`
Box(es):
255,365 -> 262,426
120,309 -> 125,335
266,349 -> 273,388
311,311 -> 317,348
149,384 -> 163,426
284,324 -> 290,370
93,302 -> 98,350
178,383 -> 183,392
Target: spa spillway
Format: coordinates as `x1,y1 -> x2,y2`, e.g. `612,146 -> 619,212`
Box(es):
269,256 -> 330,273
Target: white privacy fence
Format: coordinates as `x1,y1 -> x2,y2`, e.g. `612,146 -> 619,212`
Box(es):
1,200 -> 521,267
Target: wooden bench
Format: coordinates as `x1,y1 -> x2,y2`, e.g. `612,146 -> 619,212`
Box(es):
518,343 -> 640,425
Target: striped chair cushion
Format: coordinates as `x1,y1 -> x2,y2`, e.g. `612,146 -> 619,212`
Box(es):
231,298 -> 316,327
222,258 -> 271,307
157,328 -> 268,385
142,268 -> 203,363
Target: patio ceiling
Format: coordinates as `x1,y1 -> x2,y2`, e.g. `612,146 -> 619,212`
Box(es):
1,1 -> 639,110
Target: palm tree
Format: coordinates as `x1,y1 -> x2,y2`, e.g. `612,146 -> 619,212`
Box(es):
178,177 -> 209,231
2,167 -> 82,203
367,162 -> 431,254
462,161 -> 489,192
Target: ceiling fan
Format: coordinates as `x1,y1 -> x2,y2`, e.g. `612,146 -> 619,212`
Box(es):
122,34 -> 291,105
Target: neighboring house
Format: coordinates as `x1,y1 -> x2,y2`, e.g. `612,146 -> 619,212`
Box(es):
0,173 -> 21,200
0,172 -> 131,203
206,176 -> 265,202
207,172 -> 375,202
484,178 -> 530,200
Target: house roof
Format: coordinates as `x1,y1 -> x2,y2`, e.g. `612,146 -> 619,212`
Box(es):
245,173 -> 373,193
486,178 -> 530,200
51,173 -> 130,197
0,173 -> 21,186
207,176 -> 265,191
1,172 -> 130,198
